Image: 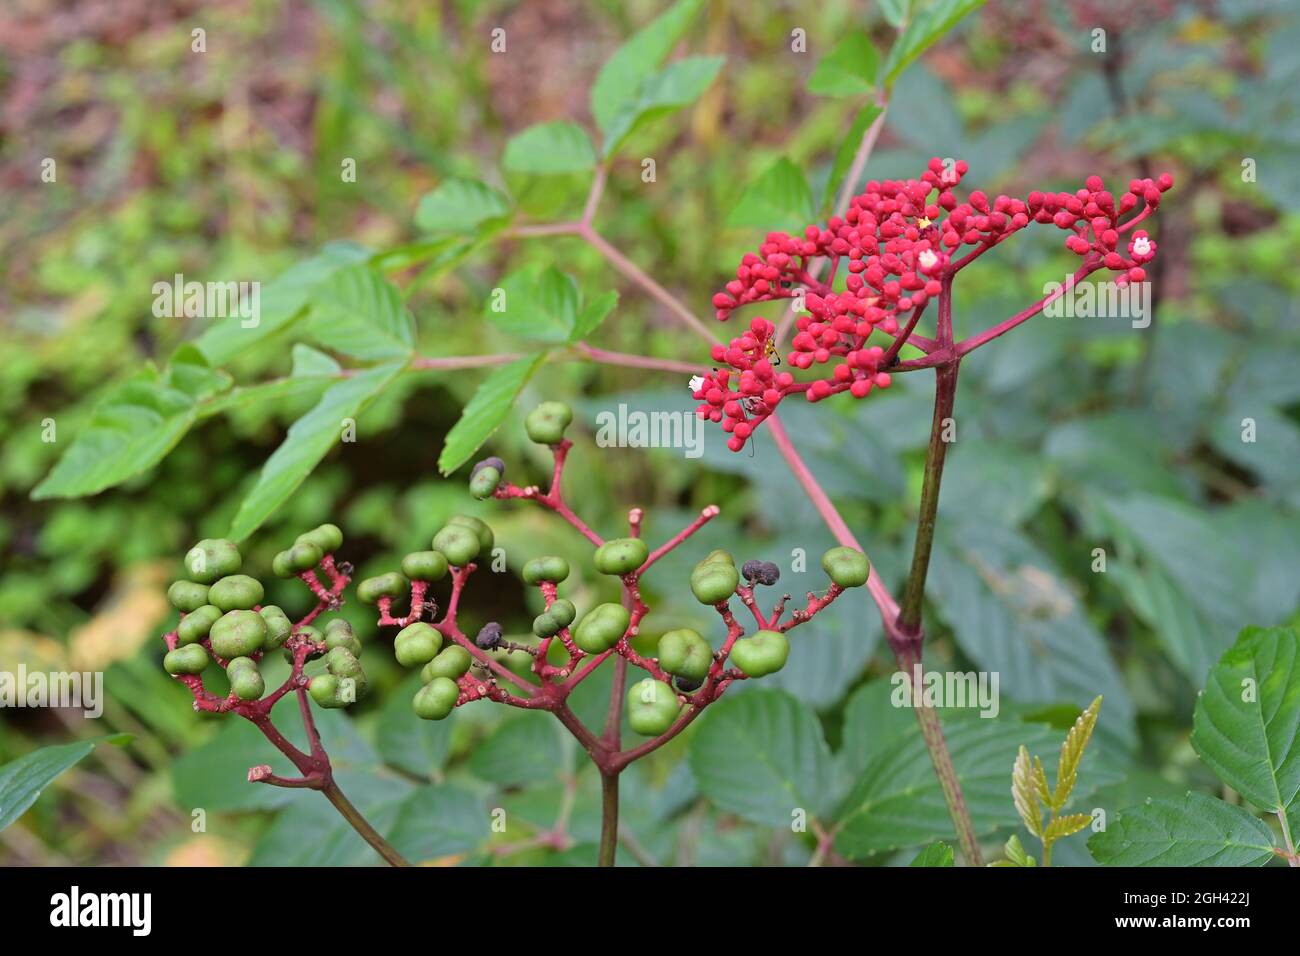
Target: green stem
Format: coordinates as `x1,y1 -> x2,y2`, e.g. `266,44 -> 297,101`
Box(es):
321,779 -> 411,867
598,771 -> 620,867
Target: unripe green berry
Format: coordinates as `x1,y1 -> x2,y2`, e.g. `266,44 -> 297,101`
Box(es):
699,549 -> 736,567
297,523 -> 343,554
422,645 -> 472,681
525,401 -> 573,445
394,622 -> 442,668
690,560 -> 739,605
184,538 -> 241,584
271,551 -> 294,579
657,628 -> 712,681
447,515 -> 494,557
277,541 -> 323,576
573,603 -> 630,653
532,611 -> 560,638
548,599 -> 576,628
522,555 -> 569,585
259,605 -> 293,649
626,678 -> 680,736
413,677 -> 460,720
469,466 -> 502,500
593,537 -> 649,576
227,657 -> 265,701
324,647 -> 366,700
164,644 -> 210,675
209,610 -> 267,659
168,580 -> 210,613
176,604 -> 223,646
323,618 -> 362,656
821,546 -> 871,588
432,525 -> 480,567
308,674 -> 343,708
208,574 -> 265,612
401,550 -> 449,582
729,629 -> 789,677
357,572 -> 407,605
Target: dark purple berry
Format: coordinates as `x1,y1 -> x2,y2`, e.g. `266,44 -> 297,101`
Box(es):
471,457 -> 506,479
475,621 -> 504,650
675,674 -> 704,693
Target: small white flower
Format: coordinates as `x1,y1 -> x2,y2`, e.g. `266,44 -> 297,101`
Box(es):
1132,235 -> 1152,257
689,374 -> 707,394
917,249 -> 939,271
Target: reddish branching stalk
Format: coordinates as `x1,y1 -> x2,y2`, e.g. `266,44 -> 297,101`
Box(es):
164,556 -> 410,867
369,438 -> 846,866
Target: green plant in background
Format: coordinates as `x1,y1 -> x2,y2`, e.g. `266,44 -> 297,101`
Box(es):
1090,627 -> 1300,867
5,0 -> 1300,868
999,695 -> 1101,866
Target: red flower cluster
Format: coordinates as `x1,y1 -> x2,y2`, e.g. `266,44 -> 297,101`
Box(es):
696,159 -> 1172,451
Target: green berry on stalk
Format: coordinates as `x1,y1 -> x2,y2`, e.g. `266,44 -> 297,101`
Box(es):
522,555 -> 569,585
308,674 -> 342,708
357,572 -> 407,605
259,605 -> 292,649
626,678 -> 680,736
548,599 -> 576,628
176,604 -> 223,646
401,550 -> 448,582
821,546 -> 870,588
297,523 -> 343,554
729,629 -> 789,677
422,645 -> 473,681
227,657 -> 265,701
394,622 -> 442,667
323,618 -> 362,656
183,539 -> 241,584
432,525 -> 480,567
469,457 -> 505,500
209,610 -> 267,659
573,603 -> 630,653
208,574 -> 265,612
532,611 -> 560,638
447,515 -> 494,557
164,644 -> 210,675
524,401 -> 573,445
699,549 -> 735,567
593,537 -> 649,576
168,580 -> 210,613
657,628 -> 712,681
413,677 -> 460,720
690,559 -> 739,605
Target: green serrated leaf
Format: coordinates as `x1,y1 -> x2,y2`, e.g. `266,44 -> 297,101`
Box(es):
909,840 -> 954,866
467,714 -> 569,787
194,242 -> 372,365
1044,813 -> 1094,844
305,265 -> 415,361
32,357 -> 232,500
726,157 -> 815,234
487,266 -> 580,344
1055,695 -> 1102,809
385,783 -> 490,863
1192,626 -> 1300,813
503,121 -> 595,175
438,354 -> 546,475
228,362 -> 406,540
570,290 -> 619,342
881,0 -> 985,87
601,55 -> 725,157
1088,793 -> 1279,866
291,343 -> 343,377
414,178 -> 512,235
377,674 -> 455,779
0,736 -> 132,831
688,689 -> 836,827
590,0 -> 708,133
807,31 -> 879,97
1012,745 -> 1043,837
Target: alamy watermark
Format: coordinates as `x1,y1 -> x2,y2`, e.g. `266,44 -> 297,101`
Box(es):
891,665 -> 1000,718
594,403 -> 704,459
152,273 -> 260,328
1,666 -> 103,718
1043,276 -> 1151,329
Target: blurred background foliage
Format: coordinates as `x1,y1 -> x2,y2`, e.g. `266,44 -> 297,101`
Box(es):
1,0 -> 1298,866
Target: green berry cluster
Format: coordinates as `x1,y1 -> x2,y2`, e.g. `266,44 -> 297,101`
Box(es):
271,523 -> 343,577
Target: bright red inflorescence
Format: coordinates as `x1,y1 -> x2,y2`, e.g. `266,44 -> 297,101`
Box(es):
696,158 -> 1173,451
